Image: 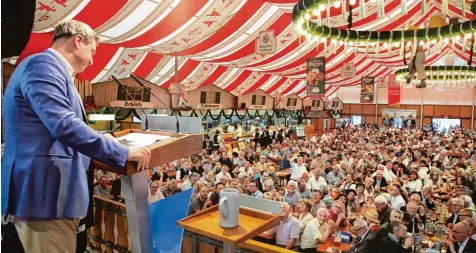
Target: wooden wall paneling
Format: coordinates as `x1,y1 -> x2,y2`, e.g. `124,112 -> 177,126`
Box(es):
416,118 -> 421,127
377,115 -> 382,125
186,85 -> 237,109
350,104 -> 363,114
343,104 -> 351,114
423,118 -> 431,126
460,106 -> 472,118
433,105 -> 446,117
362,104 -> 376,115
237,90 -> 274,109
284,93 -> 302,110
404,105 -> 421,116
91,77 -> 171,109
366,116 -> 375,124
462,119 -> 471,129
2,63 -> 15,91
423,105 -> 434,117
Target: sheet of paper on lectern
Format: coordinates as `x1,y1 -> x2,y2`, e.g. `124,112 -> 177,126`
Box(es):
116,133 -> 170,147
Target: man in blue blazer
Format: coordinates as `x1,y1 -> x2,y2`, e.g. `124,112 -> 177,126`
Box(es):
2,20 -> 151,253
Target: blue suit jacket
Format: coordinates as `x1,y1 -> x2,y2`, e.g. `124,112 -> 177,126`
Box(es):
2,49 -> 129,219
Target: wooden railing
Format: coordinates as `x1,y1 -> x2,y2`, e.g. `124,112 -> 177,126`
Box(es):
88,195 -> 294,253
88,195 -> 130,253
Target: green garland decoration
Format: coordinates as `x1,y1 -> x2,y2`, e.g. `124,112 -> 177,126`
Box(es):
235,109 -> 247,120
131,110 -> 141,120
293,1 -> 476,43
115,110 -> 133,121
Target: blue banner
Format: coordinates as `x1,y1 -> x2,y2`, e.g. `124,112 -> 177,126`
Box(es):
149,188 -> 193,253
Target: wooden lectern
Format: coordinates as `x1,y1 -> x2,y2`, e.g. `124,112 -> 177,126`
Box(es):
94,129 -> 203,253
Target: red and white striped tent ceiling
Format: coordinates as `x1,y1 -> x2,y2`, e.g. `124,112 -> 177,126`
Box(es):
7,0 -> 476,98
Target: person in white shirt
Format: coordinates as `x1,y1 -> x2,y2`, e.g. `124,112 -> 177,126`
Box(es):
389,184 -> 406,210
290,154 -> 307,181
307,167 -> 328,192
406,170 -> 423,193
215,164 -> 231,185
181,173 -> 199,191
300,208 -> 334,253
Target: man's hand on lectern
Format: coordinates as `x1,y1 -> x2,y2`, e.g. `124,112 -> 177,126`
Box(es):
127,147 -> 152,171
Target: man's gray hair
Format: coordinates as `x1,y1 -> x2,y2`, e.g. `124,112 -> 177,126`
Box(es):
353,218 -> 368,229
374,195 -> 388,205
459,195 -> 472,207
451,197 -> 464,206
53,20 -> 98,44
317,207 -> 328,215
280,202 -> 290,209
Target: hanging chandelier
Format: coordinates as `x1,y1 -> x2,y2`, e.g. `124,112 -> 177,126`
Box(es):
292,0 -> 476,57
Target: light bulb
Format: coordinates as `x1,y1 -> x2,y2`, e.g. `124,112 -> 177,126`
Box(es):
349,41 -> 354,46
312,9 -> 319,16
407,41 -> 412,46
383,42 -> 389,48
370,42 -> 376,47
321,38 -> 327,43
333,1 -> 341,8
349,0 -> 356,5
305,13 -> 311,20
394,42 -> 400,47
456,35 -> 461,40
431,39 -> 437,45
319,4 -> 326,11
331,39 -> 337,44
444,38 -> 449,43
360,41 -> 365,46
465,34 -> 472,39
419,41 -> 425,46
338,40 -> 344,45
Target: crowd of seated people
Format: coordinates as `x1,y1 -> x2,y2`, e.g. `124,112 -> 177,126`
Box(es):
93,124 -> 476,252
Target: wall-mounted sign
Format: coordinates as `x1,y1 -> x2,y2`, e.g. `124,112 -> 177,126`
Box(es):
377,77 -> 387,88
295,126 -> 305,137
248,105 -> 266,110
168,83 -> 181,93
341,63 -> 356,78
255,30 -> 276,54
387,74 -> 400,105
110,100 -> 156,109
197,103 -> 223,109
360,77 -> 374,103
306,57 -> 325,97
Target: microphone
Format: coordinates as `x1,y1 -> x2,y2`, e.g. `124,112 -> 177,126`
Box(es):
111,75 -> 149,131
130,74 -> 180,133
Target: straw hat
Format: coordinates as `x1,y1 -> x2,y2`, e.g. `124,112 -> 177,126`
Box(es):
361,207 -> 380,224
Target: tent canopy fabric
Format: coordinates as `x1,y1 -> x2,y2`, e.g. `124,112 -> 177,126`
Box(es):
9,0 -> 476,98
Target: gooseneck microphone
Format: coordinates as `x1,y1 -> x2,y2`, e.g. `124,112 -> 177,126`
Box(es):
111,75 -> 149,130
130,74 -> 180,133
